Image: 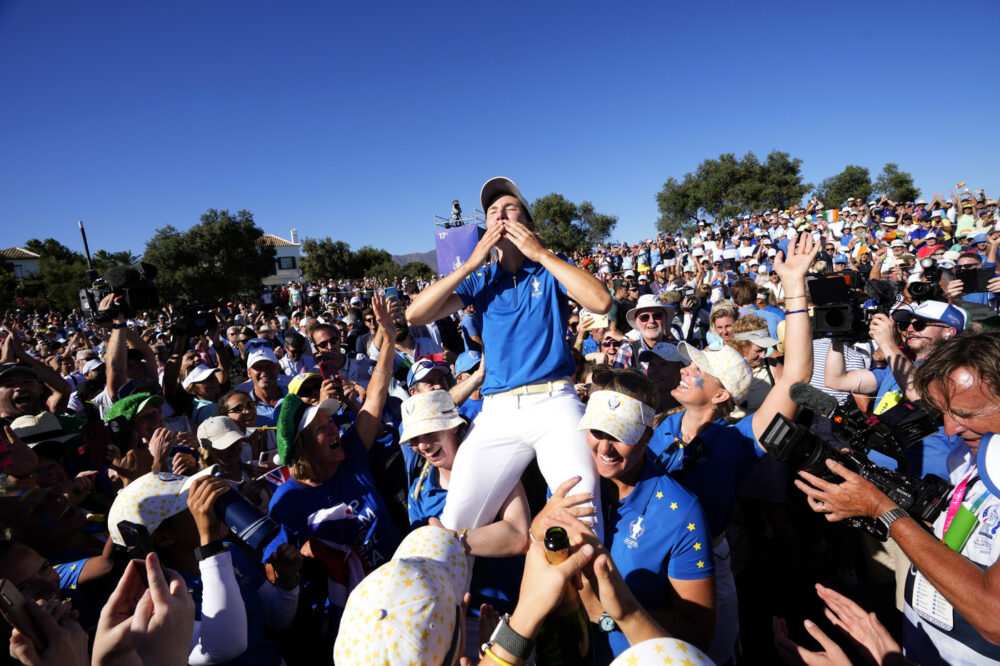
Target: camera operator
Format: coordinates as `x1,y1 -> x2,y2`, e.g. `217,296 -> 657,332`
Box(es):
942,235 -> 1000,309
797,330 -> 1000,665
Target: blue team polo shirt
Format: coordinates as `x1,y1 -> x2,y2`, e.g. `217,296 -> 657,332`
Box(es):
455,255 -> 576,395
649,412 -> 765,538
598,454 -> 714,658
266,427 -> 401,570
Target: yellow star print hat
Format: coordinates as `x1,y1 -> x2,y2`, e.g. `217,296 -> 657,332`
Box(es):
107,471 -> 193,546
334,526 -> 470,666
609,637 -> 715,665
677,341 -> 752,405
399,390 -> 465,445
578,390 -> 655,446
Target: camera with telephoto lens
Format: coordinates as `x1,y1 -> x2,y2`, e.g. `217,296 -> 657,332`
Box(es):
908,258 -> 948,302
679,288 -> 702,313
205,464 -> 280,553
759,383 -> 951,540
79,264 -> 160,322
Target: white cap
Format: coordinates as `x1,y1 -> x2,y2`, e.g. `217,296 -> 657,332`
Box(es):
182,364 -> 221,389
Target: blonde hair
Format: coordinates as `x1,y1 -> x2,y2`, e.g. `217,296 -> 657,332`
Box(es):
729,314 -> 769,357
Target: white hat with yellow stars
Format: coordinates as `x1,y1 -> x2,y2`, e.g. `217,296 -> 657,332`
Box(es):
333,526 -> 470,666
610,637 -> 715,665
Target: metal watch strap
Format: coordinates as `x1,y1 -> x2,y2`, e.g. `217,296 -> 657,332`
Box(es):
490,615 -> 533,661
877,508 -> 908,533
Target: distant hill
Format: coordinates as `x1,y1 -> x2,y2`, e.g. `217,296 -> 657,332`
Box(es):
392,250 -> 437,267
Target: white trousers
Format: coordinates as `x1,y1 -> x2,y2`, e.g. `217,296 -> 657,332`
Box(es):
439,384 -> 603,540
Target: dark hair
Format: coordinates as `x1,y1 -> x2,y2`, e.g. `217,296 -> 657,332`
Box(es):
913,331 -> 1000,414
217,389 -> 252,414
601,368 -> 659,412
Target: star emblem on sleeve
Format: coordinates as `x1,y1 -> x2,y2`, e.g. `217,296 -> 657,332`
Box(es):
697,560 -> 705,569
693,542 -> 701,551
687,522 -> 695,531
656,491 -> 664,499
670,502 -> 678,510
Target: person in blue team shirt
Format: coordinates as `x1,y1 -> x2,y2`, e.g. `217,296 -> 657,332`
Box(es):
266,294 -> 399,573
407,177 -> 612,539
453,350 -> 484,422
399,389 -> 529,660
646,231 -> 817,664
536,371 -> 715,661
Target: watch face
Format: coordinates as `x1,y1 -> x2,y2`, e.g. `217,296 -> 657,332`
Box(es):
599,614 -> 617,632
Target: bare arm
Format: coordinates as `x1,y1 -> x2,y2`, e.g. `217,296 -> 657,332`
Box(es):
124,327 -> 158,384
649,576 -> 716,654
105,315 -> 129,400
824,339 -> 877,394
407,225 -> 503,326
0,334 -> 71,413
869,314 -> 920,401
353,295 -> 395,450
449,361 -> 485,407
465,482 -> 530,557
752,233 -> 819,443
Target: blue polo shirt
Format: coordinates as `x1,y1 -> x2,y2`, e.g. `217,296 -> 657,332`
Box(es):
455,255 -> 576,395
598,454 -> 713,658
650,412 -> 764,538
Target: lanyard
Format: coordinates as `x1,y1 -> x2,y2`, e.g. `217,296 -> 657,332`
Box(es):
942,470 -> 977,536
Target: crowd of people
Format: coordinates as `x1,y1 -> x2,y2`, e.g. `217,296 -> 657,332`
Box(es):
1,177 -> 1000,665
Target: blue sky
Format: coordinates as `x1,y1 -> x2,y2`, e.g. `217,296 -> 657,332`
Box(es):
2,0 -> 998,259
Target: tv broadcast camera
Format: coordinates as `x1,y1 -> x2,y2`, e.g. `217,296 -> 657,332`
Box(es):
79,265 -> 160,323
760,382 -> 952,540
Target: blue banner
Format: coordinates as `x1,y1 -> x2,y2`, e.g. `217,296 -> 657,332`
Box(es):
434,225 -> 483,275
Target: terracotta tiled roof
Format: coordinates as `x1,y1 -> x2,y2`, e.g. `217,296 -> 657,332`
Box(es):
256,234 -> 298,248
1,247 -> 40,260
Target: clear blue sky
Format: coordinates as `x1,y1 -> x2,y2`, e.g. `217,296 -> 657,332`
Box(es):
2,0 -> 998,259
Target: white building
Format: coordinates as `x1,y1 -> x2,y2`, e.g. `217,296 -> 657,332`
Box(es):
1,247 -> 41,279
256,229 -> 302,286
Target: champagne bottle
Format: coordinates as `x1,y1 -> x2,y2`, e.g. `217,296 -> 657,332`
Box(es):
533,526 -> 593,665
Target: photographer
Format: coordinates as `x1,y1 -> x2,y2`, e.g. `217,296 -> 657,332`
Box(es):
796,331 -> 1000,665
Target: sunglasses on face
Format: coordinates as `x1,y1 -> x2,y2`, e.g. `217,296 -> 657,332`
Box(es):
636,312 -> 665,323
314,337 -> 340,348
601,340 -> 621,347
226,401 -> 258,414
905,319 -> 947,332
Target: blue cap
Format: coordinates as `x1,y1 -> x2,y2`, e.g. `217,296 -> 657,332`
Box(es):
971,234 -> 989,245
455,350 -> 482,375
833,254 -> 849,264
892,301 -> 967,331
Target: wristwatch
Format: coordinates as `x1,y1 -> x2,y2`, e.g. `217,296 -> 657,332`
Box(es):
598,611 -> 618,633
482,614 -> 533,661
876,507 -> 908,536
193,540 -> 226,562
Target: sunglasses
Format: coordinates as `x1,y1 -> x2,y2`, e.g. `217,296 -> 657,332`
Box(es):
226,401 -> 258,414
905,319 -> 947,332
636,312 -> 665,323
601,339 -> 621,347
314,337 -> 340,349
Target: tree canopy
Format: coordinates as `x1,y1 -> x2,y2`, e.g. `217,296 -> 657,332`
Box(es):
656,151 -> 812,235
814,165 -> 874,208
142,209 -> 275,303
873,163 -> 920,203
300,238 -> 353,280
531,194 -> 617,254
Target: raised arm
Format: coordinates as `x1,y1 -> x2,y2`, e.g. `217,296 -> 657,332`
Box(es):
354,295 -> 396,449
503,220 -> 611,315
752,233 -> 819,443
407,226 -> 503,326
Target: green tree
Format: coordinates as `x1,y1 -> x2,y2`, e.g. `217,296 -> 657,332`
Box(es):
142,209 -> 276,302
531,194 -> 618,254
366,259 -> 402,282
655,150 -> 811,234
300,238 -> 353,280
815,165 -> 873,208
400,261 -> 434,281
91,249 -> 139,273
25,238 -> 84,265
873,163 -> 920,203
351,246 -> 394,278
